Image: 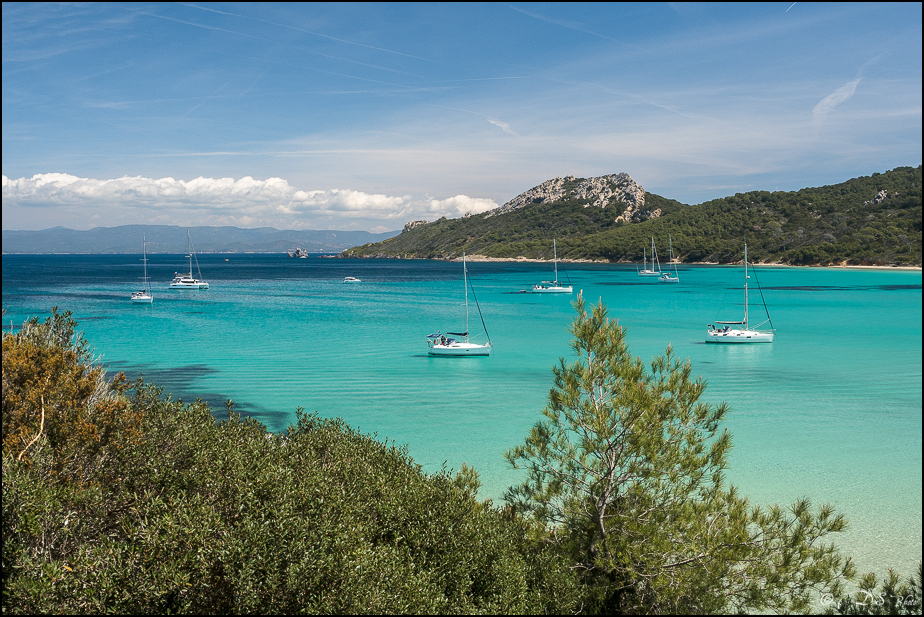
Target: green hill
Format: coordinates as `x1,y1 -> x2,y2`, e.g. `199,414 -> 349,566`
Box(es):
343,166 -> 922,266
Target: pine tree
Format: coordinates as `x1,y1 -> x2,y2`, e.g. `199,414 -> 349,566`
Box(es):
505,293 -> 855,613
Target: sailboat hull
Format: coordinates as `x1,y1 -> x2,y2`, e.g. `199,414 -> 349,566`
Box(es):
706,329 -> 774,343
428,342 -> 492,356
531,285 -> 572,293
169,280 -> 209,289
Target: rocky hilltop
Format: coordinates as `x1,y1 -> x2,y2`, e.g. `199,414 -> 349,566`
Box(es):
405,173 -> 653,231
485,173 -> 649,221
343,172 -> 673,261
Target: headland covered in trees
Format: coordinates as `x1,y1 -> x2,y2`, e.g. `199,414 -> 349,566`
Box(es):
3,306 -> 921,614
343,165 -> 922,267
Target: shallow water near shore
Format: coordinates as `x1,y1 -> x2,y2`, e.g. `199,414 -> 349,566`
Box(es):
2,253 -> 921,578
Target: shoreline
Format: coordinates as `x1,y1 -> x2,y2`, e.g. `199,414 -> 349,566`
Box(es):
3,251 -> 920,270
460,254 -> 922,270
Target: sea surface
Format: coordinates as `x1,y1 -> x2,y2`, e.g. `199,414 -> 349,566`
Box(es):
2,253 -> 921,578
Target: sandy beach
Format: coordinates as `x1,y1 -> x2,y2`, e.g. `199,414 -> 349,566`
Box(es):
459,254 -> 921,270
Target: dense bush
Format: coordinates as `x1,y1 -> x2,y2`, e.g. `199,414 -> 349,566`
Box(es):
2,309 -> 580,614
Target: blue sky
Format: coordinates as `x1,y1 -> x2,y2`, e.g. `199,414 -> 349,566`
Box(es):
2,2 -> 921,232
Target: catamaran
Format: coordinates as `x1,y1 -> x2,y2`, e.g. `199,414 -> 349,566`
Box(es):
638,237 -> 662,277
427,254 -> 492,356
659,234 -> 679,283
170,229 -> 209,289
531,239 -> 572,293
706,243 -> 774,343
130,236 -> 154,304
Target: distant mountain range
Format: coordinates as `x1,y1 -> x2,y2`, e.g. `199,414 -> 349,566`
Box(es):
0,225 -> 400,254
344,166 -> 922,266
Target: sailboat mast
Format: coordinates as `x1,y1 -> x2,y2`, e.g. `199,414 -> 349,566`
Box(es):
743,244 -> 749,330
142,235 -> 148,292
463,253 -> 470,342
553,239 -> 558,283
669,235 -> 674,273
186,229 -> 193,276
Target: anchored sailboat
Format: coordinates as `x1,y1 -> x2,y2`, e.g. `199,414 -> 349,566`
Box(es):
638,237 -> 662,277
531,239 -> 572,293
130,236 -> 153,304
427,254 -> 492,356
659,234 -> 679,283
706,243 -> 774,343
170,229 -> 209,289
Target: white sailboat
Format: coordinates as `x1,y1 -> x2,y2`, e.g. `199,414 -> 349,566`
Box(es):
659,234 -> 680,283
638,237 -> 662,277
427,254 -> 492,356
170,229 -> 209,289
130,236 -> 154,304
706,243 -> 774,343
531,239 -> 573,293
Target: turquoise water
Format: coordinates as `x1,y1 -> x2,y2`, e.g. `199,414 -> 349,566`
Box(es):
2,254 -> 921,578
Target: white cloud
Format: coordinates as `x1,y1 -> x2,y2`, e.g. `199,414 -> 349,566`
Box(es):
1,173 -> 499,230
487,117 -> 519,136
427,195 -> 498,217
813,78 -> 861,122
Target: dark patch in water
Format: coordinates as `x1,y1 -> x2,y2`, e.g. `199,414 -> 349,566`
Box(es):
107,361 -> 289,429
109,362 -> 218,393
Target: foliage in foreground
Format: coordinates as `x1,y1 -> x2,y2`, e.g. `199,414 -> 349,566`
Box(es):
2,309 -> 579,614
505,293 -> 857,614
825,563 -> 922,615
4,307 -> 919,614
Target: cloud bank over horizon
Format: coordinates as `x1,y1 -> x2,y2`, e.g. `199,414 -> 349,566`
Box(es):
1,173 -> 499,232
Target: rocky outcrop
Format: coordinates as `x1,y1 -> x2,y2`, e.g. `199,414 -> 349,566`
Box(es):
864,189 -> 890,205
483,173 -> 649,222
288,246 -> 309,258
403,220 -> 429,232
616,206 -> 661,224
